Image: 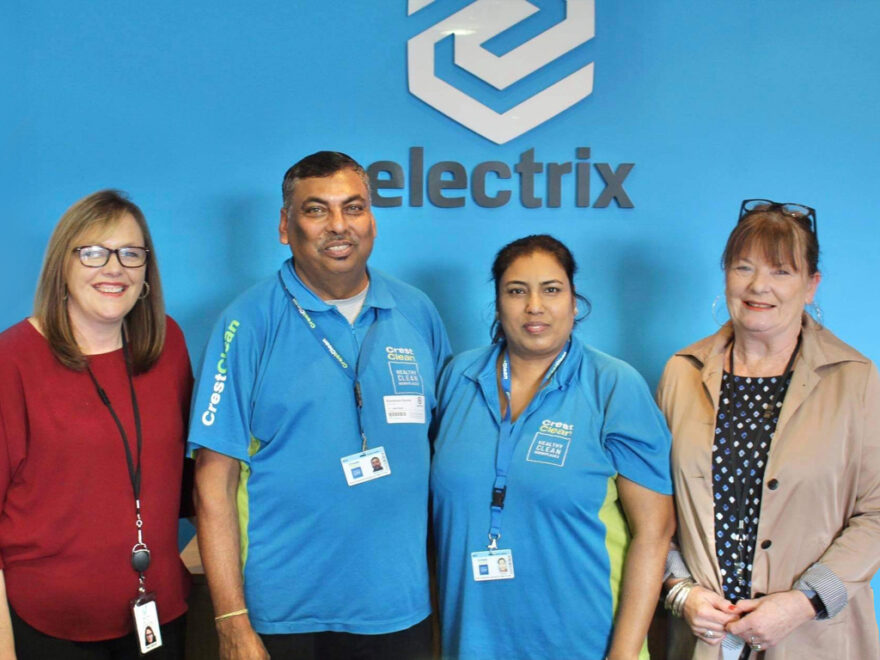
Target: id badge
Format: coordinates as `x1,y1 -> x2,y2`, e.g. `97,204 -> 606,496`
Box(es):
721,634 -> 745,659
471,549 -> 514,581
341,446 -> 391,486
383,395 -> 425,424
130,592 -> 163,655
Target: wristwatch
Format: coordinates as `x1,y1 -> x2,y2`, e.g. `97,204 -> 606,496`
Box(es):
799,589 -> 825,618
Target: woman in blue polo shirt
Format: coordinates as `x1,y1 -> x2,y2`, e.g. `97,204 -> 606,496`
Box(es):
431,235 -> 674,659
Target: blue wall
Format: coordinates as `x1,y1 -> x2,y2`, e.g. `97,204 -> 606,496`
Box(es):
4,0 -> 879,627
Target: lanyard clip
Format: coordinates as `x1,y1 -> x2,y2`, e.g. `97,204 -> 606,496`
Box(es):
488,535 -> 499,550
491,486 -> 507,509
354,382 -> 363,409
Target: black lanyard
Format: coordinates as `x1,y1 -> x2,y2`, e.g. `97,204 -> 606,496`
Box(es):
85,330 -> 151,591
724,333 -> 800,582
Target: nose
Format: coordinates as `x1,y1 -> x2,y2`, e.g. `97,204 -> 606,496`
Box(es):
525,291 -> 544,314
747,269 -> 770,292
327,207 -> 347,234
101,251 -> 124,273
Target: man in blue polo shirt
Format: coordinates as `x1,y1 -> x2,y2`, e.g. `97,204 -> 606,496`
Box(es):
190,151 -> 451,659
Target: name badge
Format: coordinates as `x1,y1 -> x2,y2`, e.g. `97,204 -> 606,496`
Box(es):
131,593 -> 163,655
341,446 -> 391,486
721,635 -> 745,659
383,395 -> 425,424
471,549 -> 515,581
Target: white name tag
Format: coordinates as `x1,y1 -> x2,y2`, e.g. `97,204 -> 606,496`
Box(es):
131,593 -> 163,654
341,446 -> 391,486
471,549 -> 515,581
383,395 -> 425,424
721,635 -> 745,659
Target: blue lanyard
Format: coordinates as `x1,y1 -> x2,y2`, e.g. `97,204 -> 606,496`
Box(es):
488,340 -> 570,549
278,271 -> 372,451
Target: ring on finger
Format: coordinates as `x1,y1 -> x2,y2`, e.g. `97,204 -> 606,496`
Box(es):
751,643 -> 764,651
702,630 -> 716,639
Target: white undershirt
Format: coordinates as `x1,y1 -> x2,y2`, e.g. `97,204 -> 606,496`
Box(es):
326,284 -> 369,325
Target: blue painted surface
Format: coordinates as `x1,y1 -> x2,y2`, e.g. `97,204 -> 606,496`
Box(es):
4,0 -> 879,628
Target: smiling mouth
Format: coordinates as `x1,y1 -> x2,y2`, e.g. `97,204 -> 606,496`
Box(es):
94,284 -> 126,294
524,322 -> 549,334
744,301 -> 774,310
323,242 -> 356,258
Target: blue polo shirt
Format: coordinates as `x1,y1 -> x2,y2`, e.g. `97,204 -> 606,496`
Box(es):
431,337 -> 672,659
188,259 -> 451,634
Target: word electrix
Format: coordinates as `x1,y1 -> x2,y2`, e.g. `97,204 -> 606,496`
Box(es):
366,147 -> 634,209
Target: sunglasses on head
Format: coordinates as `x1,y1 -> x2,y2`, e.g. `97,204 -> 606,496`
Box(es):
739,199 -> 817,238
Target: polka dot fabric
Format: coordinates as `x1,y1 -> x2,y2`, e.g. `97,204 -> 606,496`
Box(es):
713,371 -> 791,602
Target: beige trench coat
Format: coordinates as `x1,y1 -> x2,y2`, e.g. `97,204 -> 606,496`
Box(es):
657,318 -> 880,659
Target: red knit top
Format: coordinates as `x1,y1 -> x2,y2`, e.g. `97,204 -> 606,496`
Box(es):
0,318 -> 192,641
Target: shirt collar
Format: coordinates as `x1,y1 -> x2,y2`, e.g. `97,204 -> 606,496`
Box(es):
277,258 -> 396,312
675,315 -> 868,375
464,336 -> 582,392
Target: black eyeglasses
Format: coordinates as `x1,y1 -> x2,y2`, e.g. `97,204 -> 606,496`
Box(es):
739,199 -> 817,238
73,245 -> 149,268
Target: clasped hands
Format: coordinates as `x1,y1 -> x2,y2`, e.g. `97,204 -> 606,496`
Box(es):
683,585 -> 815,651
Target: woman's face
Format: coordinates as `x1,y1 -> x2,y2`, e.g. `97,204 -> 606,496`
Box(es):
498,250 -> 576,361
726,247 -> 820,342
65,213 -> 147,341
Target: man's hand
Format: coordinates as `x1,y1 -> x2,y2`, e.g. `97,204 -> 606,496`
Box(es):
216,616 -> 270,660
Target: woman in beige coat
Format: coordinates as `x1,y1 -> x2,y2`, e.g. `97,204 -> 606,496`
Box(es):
657,199 -> 880,659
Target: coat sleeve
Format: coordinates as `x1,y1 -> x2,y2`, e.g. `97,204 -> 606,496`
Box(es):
810,362 -> 880,608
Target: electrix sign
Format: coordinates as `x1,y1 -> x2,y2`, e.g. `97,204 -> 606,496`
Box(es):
367,147 -> 633,209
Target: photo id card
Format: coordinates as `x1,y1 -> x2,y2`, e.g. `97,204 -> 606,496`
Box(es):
721,634 -> 745,660
471,548 -> 515,581
383,395 -> 425,424
130,592 -> 162,655
341,446 -> 391,486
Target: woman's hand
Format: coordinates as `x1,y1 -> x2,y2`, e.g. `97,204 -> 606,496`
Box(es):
680,584 -> 739,645
726,590 -> 815,651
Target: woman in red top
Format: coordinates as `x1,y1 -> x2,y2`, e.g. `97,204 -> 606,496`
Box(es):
0,191 -> 192,658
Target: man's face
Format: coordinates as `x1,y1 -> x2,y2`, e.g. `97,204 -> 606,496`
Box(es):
279,168 -> 376,300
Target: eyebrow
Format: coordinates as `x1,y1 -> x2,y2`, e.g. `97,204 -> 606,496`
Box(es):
300,194 -> 366,207
504,279 -> 565,286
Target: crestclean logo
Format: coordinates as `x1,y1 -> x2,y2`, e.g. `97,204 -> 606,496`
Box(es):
407,0 -> 595,144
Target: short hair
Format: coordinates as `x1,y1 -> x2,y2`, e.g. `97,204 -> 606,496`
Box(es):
721,209 -> 820,275
281,151 -> 371,211
489,234 -> 591,343
34,190 -> 166,374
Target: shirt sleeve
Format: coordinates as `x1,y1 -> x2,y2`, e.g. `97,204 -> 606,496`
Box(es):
427,299 -> 453,384
0,360 -> 28,570
600,359 -> 673,495
806,362 -> 880,608
165,317 -> 196,518
793,563 -> 846,619
186,306 -> 262,463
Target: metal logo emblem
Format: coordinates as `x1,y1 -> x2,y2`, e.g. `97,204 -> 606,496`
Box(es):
407,0 -> 595,144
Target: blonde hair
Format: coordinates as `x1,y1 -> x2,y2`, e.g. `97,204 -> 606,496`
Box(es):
34,190 -> 166,373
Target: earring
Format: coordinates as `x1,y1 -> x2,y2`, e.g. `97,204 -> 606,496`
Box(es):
711,294 -> 729,326
806,302 -> 823,328
138,282 -> 151,300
